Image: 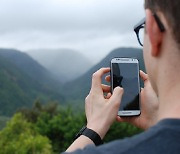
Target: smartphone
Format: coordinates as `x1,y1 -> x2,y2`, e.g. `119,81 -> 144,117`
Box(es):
110,58 -> 141,116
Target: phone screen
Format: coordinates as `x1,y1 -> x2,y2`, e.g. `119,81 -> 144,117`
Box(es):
111,58 -> 140,114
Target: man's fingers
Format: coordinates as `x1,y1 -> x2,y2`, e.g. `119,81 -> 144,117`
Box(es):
91,68 -> 110,92
102,84 -> 111,93
140,70 -> 148,81
106,93 -> 112,99
109,87 -> 123,107
116,115 -> 137,125
116,116 -> 124,122
105,75 -> 111,83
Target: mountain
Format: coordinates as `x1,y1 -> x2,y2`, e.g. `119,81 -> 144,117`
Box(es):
0,48 -> 64,116
63,47 -> 145,101
0,47 -> 145,115
26,49 -> 93,83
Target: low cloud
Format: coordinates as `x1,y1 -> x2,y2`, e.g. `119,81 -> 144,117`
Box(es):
0,0 -> 144,62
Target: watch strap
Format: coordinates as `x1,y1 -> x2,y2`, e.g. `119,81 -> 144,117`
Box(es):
74,126 -> 103,146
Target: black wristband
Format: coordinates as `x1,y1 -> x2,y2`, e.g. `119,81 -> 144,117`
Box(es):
74,126 -> 103,146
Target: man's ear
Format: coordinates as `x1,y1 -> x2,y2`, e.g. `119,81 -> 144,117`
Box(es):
145,9 -> 163,57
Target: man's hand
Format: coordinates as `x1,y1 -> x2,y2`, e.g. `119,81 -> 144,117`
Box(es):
85,67 -> 124,139
66,67 -> 122,152
115,70 -> 159,130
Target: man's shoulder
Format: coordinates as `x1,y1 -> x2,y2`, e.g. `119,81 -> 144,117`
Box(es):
108,118 -> 180,153
102,118 -> 180,154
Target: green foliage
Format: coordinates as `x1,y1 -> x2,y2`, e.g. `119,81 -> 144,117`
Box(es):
0,101 -> 143,153
38,109 -> 85,152
17,100 -> 59,123
17,101 -> 86,153
0,113 -> 52,154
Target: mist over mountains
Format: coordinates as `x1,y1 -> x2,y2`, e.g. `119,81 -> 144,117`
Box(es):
0,47 -> 144,116
27,49 -> 93,83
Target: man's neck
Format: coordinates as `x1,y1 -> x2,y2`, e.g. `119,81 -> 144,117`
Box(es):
158,83 -> 180,121
157,52 -> 180,121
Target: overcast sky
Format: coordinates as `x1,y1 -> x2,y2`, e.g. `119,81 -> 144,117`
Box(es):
0,0 -> 144,63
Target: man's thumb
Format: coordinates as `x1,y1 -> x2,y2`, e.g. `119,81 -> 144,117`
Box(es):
110,87 -> 124,106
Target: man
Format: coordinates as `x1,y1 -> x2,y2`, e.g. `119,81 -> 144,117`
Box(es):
65,0 -> 180,153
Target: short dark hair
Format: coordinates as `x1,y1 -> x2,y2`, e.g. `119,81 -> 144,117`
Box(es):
145,0 -> 180,47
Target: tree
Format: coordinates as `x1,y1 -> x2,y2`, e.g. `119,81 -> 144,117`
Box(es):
16,101 -> 142,153
35,107 -> 86,152
0,113 -> 52,154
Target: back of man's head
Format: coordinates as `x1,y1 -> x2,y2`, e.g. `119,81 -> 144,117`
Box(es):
145,0 -> 180,49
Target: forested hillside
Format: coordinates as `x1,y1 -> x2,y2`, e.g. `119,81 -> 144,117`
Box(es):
0,47 -> 145,116
0,49 -> 64,116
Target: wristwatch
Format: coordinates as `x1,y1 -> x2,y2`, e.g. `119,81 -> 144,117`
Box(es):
74,126 -> 103,146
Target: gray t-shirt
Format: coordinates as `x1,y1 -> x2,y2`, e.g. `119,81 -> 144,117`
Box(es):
65,119 -> 180,154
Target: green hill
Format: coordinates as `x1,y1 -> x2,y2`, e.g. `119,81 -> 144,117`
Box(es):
63,47 -> 145,102
0,48 -> 145,115
0,48 -> 64,116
